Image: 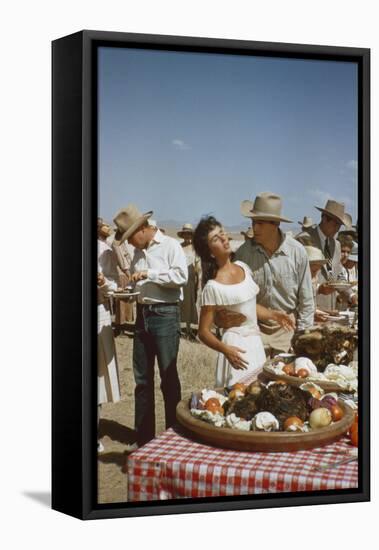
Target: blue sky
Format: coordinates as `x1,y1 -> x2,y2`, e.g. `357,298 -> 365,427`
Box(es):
98,47 -> 358,230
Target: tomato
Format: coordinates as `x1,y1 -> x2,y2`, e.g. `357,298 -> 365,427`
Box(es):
350,423 -> 358,447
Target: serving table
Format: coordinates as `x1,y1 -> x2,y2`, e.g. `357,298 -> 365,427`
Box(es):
126,426 -> 358,502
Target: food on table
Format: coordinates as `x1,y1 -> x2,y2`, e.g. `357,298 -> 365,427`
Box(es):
255,382 -> 308,428
246,380 -> 262,397
349,423 -> 358,447
204,397 -> 224,415
295,357 -> 318,375
225,413 -> 251,431
190,381 -> 349,433
292,324 -> 357,371
266,352 -> 358,392
330,404 -> 344,422
232,383 -> 247,394
296,368 -> 309,379
228,389 -> 244,400
251,412 -> 279,432
300,382 -> 324,400
283,416 -> 304,431
283,364 -> 296,376
309,407 -> 332,429
349,414 -> 358,447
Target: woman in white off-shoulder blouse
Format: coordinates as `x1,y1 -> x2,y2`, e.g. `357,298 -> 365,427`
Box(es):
193,216 -> 295,387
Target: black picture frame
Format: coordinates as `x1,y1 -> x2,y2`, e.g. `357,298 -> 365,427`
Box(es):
52,30 -> 370,520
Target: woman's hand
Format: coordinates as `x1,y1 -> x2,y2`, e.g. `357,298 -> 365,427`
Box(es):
271,310 -> 296,332
224,345 -> 248,370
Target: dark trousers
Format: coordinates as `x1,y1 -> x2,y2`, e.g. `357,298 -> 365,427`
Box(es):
133,303 -> 181,446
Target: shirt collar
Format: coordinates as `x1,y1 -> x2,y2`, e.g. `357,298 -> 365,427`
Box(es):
147,228 -> 165,248
252,229 -> 289,257
317,224 -> 327,246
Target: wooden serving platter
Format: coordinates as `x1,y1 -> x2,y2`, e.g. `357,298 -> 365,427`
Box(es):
176,394 -> 355,452
262,363 -> 349,393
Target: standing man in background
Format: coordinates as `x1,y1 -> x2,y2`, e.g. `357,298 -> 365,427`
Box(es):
113,204 -> 188,447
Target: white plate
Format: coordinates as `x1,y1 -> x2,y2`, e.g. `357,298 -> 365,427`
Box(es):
326,282 -> 352,291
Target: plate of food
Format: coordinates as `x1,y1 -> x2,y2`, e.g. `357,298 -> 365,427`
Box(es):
176,381 -> 355,452
326,281 -> 353,291
263,356 -> 358,393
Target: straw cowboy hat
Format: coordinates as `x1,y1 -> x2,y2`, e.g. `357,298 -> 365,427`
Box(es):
298,216 -> 313,228
240,227 -> 255,239
241,192 -> 293,223
315,199 -> 349,226
177,223 -> 194,238
113,204 -> 153,245
304,246 -> 328,264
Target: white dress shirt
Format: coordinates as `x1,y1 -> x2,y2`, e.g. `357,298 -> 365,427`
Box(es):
130,229 -> 188,304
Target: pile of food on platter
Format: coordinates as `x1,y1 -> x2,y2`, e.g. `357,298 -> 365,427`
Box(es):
189,380 -> 357,433
291,323 -> 357,370
264,354 -> 358,393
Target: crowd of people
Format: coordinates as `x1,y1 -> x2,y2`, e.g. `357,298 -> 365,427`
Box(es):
97,192 -> 358,452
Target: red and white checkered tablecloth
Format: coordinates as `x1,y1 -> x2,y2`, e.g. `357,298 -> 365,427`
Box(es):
126,428 -> 358,501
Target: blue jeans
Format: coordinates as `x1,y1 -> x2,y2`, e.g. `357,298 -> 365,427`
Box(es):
133,303 -> 181,446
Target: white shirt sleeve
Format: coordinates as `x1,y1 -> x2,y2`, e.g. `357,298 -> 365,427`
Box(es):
147,239 -> 188,288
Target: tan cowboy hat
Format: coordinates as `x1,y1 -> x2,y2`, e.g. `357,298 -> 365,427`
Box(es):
240,227 -> 255,239
298,216 -> 313,228
113,204 -> 153,245
304,246 -> 328,264
177,223 -> 194,238
241,192 -> 293,223
315,199 -> 348,226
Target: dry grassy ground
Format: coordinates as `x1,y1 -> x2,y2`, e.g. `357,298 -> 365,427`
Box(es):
98,332 -> 217,504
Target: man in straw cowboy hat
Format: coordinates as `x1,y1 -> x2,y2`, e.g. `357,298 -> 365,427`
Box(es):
215,192 -> 314,356
295,216 -> 314,246
113,204 -> 188,447
177,223 -> 201,340
303,199 -> 351,311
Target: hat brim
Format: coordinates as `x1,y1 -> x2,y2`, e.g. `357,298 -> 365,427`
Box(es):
241,200 -> 292,222
298,221 -> 313,228
315,206 -> 346,226
113,211 -> 153,245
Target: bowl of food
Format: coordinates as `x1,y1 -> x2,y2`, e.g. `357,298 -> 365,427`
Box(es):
176,381 -> 355,452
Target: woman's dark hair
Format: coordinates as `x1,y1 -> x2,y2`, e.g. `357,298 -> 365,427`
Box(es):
193,215 -> 232,286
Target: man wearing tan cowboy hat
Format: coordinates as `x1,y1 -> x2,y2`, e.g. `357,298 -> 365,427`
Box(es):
216,192 -> 314,356
177,223 -> 201,340
113,204 -> 188,447
303,199 -> 351,311
295,216 -> 314,246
